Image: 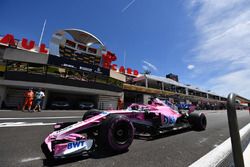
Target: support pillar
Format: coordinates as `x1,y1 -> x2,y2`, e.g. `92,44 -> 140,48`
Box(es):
145,77 -> 148,88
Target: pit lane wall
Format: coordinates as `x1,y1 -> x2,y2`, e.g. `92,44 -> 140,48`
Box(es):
189,123 -> 250,167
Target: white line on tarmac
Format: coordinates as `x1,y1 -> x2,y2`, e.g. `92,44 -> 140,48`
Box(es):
243,142 -> 250,167
21,156 -> 42,162
0,116 -> 81,120
0,122 -> 56,128
189,123 -> 250,167
198,137 -> 208,144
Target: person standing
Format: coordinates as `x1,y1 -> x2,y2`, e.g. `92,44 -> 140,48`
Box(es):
117,98 -> 124,110
22,88 -> 34,112
33,89 -> 45,112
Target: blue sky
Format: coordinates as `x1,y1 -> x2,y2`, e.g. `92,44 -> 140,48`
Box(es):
1,0 -> 250,98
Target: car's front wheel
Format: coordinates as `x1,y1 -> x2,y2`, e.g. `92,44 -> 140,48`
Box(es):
98,114 -> 134,152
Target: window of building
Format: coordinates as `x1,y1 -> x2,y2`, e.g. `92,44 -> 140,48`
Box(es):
176,87 -> 186,94
164,84 -> 171,91
81,72 -> 88,81
108,77 -> 123,88
87,73 -> 96,82
6,61 -> 27,72
0,62 -> 6,77
96,74 -> 108,84
65,68 -> 82,80
47,66 -> 63,77
148,81 -> 161,90
28,63 -> 45,74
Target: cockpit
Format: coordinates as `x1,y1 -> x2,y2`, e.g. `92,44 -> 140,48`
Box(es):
127,104 -> 151,112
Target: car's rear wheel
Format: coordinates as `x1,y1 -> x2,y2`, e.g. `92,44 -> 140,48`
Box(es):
98,114 -> 134,152
188,112 -> 207,131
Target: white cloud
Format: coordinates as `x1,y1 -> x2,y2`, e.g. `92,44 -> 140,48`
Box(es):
209,69 -> 250,97
142,60 -> 158,71
142,65 -> 149,71
187,64 -> 195,70
187,0 -> 250,98
121,0 -> 136,13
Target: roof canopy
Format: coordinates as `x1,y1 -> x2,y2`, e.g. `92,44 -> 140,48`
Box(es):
136,74 -> 221,97
64,29 -> 104,46
52,29 -> 105,48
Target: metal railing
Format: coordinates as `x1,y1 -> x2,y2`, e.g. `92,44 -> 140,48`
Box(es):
227,93 -> 250,167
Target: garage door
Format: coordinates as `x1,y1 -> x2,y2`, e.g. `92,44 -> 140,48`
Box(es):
5,88 -> 25,108
98,95 -> 118,110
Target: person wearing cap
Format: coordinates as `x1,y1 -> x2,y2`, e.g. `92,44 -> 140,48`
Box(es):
22,88 -> 34,112
33,88 -> 45,112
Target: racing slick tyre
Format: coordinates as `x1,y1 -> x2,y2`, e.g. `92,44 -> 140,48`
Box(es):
98,114 -> 134,152
82,109 -> 102,121
188,113 -> 207,131
41,142 -> 54,160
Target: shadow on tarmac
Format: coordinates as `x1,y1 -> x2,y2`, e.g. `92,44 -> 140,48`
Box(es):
42,148 -> 129,167
135,127 -> 196,141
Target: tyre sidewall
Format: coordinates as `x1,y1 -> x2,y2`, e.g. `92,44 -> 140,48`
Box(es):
189,112 -> 207,130
99,114 -> 134,152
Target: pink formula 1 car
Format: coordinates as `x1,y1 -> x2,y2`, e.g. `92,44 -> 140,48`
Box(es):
41,98 -> 207,159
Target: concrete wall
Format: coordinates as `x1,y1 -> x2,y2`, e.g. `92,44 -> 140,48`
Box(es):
3,48 -> 49,64
110,69 -> 126,82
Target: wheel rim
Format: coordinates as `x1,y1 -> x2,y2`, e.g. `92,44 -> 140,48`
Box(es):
113,122 -> 131,145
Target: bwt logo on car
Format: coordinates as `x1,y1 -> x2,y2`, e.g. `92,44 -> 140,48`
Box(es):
67,140 -> 85,149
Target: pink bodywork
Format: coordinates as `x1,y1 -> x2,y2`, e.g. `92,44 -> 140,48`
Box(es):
109,98 -> 183,122
45,112 -> 109,155
45,98 -> 192,157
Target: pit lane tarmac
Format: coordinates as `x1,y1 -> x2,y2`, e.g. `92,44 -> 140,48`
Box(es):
0,110 -> 249,167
